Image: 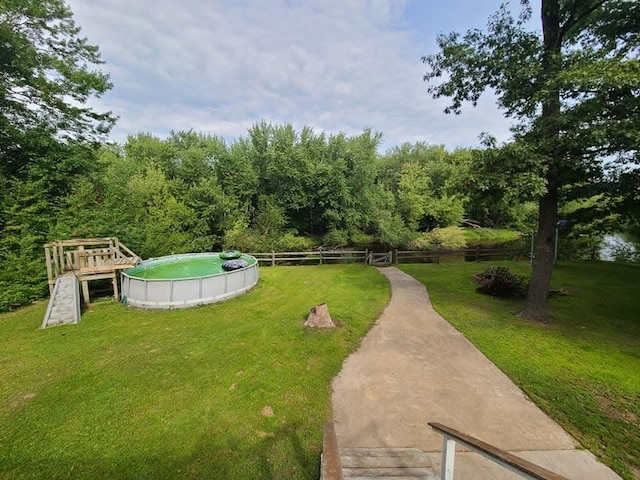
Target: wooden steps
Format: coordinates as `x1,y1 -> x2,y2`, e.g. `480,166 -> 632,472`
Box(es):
339,448 -> 437,480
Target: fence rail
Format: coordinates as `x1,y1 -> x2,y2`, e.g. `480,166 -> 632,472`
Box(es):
396,247 -> 524,264
247,248 -> 525,266
247,250 -> 368,266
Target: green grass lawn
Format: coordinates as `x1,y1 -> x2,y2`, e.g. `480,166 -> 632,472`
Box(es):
0,265 -> 390,480
400,261 -> 640,480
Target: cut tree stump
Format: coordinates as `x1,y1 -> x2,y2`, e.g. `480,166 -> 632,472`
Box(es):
304,303 -> 336,328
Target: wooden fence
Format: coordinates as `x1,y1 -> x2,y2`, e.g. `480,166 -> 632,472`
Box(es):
247,250 -> 368,266
396,247 -> 525,264
247,247 -> 525,266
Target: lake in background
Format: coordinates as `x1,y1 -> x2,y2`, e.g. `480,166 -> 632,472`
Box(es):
600,233 -> 638,261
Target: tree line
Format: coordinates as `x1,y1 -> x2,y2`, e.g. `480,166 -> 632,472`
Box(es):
1,120 -> 633,312
54,125 -> 539,258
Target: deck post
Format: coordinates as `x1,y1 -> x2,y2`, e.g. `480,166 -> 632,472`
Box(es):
112,273 -> 119,301
81,281 -> 90,305
57,243 -> 65,274
44,245 -> 54,295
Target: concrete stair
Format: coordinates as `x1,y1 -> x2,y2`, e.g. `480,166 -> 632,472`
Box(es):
42,274 -> 81,328
340,448 -> 438,480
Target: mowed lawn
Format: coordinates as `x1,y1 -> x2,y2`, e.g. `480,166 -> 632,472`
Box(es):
0,265 -> 390,480
401,261 -> 640,480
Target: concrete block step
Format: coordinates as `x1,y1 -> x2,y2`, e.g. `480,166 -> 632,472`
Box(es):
340,448 -> 437,479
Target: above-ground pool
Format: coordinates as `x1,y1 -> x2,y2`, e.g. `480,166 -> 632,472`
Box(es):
121,253 -> 259,309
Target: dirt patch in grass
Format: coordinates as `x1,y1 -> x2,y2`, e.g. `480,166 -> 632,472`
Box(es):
595,392 -> 639,426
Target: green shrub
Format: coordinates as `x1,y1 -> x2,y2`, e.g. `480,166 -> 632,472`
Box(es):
463,228 -> 523,246
224,225 -> 314,253
323,229 -> 350,248
275,233 -> 314,252
0,253 -> 48,312
223,220 -> 258,251
349,231 -> 375,249
412,226 -> 467,250
472,266 -> 528,297
375,215 -> 415,248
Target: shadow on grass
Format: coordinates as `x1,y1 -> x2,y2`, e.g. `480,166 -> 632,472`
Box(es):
0,421 -> 320,480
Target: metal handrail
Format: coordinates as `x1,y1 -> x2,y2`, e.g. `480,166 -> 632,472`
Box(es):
429,422 -> 569,480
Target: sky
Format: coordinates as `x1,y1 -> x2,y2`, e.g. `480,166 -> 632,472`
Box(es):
67,0 -> 542,151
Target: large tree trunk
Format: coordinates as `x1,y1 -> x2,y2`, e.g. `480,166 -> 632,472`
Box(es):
520,0 -> 562,322
520,179 -> 558,322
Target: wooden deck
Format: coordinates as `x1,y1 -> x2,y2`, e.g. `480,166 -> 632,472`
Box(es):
44,238 -> 139,305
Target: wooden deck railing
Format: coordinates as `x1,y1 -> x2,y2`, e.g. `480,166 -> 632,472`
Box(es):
44,237 -> 139,303
429,422 -> 569,480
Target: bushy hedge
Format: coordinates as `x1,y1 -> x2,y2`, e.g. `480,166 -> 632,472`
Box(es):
412,226 -> 467,250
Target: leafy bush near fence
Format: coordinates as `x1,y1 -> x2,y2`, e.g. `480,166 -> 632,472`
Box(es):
412,226 -> 467,250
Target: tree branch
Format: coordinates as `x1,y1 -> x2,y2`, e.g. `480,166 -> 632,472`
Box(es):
559,0 -> 606,42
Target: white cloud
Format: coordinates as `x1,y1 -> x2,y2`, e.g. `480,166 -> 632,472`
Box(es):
68,0 -> 513,149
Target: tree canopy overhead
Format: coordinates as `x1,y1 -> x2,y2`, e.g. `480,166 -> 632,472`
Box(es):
423,0 -> 639,321
0,0 -> 116,176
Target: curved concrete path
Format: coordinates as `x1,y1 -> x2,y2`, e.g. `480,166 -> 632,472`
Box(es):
332,267 -> 621,480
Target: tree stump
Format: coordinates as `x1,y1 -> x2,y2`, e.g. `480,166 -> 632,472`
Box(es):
304,303 -> 336,328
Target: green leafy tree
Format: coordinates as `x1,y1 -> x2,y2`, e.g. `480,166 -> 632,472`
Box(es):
423,0 -> 639,321
0,0 -> 115,174
0,0 -> 115,310
464,140 -> 545,229
397,162 -> 431,230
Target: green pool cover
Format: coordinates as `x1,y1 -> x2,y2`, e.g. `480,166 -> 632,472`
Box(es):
125,254 -> 256,280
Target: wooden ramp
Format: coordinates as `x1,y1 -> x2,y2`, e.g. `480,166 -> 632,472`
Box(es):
41,274 -> 81,329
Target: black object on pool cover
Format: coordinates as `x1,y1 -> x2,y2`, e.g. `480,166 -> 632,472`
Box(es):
222,259 -> 248,271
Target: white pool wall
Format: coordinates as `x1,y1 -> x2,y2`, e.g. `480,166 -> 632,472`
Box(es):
121,253 -> 259,309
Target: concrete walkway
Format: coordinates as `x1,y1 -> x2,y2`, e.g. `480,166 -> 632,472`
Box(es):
331,267 -> 621,480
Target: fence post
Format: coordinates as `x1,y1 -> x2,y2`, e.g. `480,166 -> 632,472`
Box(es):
475,245 -> 480,262
436,247 -> 440,264
393,249 -> 398,264
365,249 -> 369,265
319,249 -> 323,265
271,251 -> 276,267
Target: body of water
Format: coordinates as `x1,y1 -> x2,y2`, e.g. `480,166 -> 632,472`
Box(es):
600,234 -> 638,262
